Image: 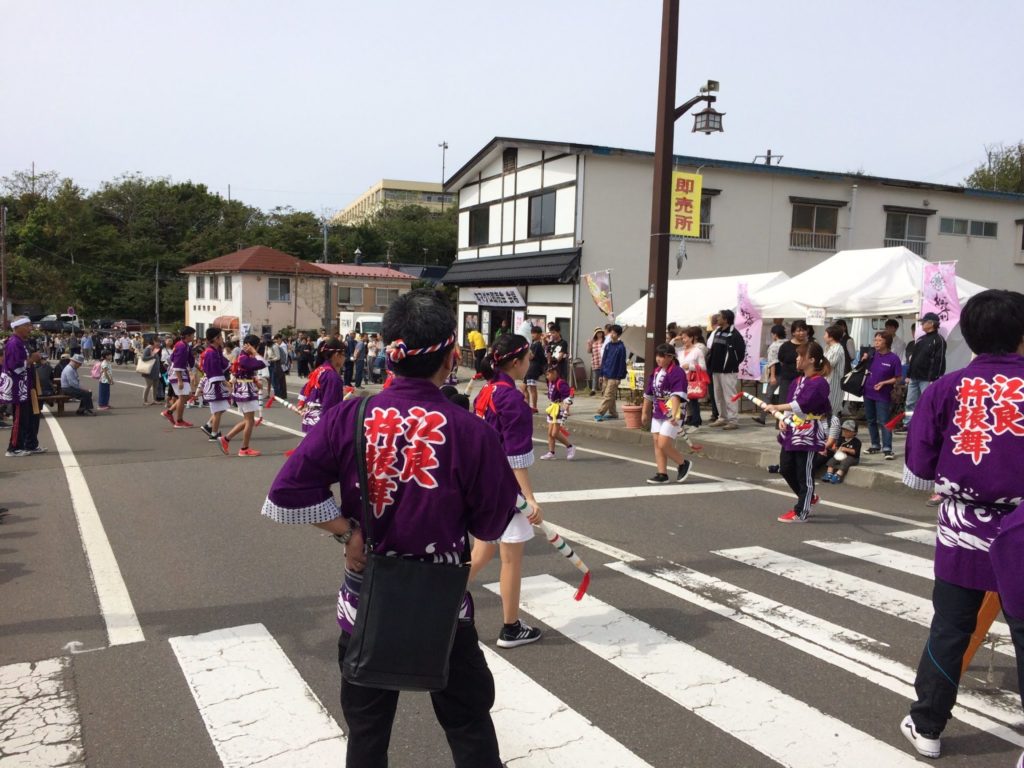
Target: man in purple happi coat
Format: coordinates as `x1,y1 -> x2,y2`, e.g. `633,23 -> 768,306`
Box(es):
899,289 -> 1024,765
262,289 -> 518,768
2,317 -> 42,456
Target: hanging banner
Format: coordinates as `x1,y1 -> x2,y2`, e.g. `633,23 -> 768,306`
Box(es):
735,282 -> 763,381
919,263 -> 961,339
669,172 -> 703,238
583,270 -> 615,318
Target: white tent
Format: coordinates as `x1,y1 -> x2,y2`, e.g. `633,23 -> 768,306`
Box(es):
617,271 -> 790,355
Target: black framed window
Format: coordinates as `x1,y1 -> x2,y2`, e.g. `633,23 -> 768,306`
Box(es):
469,208 -> 490,246
528,191 -> 556,238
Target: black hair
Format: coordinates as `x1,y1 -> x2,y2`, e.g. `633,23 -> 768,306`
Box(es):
654,342 -> 677,359
610,324 -> 623,335
770,324 -> 787,339
440,385 -> 471,411
205,327 -> 222,342
961,289 -> 1024,355
181,326 -> 196,337
530,325 -> 543,335
719,309 -> 735,325
479,333 -> 529,380
790,319 -> 810,334
824,324 -> 843,342
243,334 -> 261,348
382,288 -> 456,378
318,338 -> 346,363
548,322 -> 560,333
884,318 -> 899,330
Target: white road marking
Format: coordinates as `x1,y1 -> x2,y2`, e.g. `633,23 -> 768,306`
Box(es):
542,522 -> 643,563
489,575 -> 923,767
608,562 -> 1024,743
805,539 -> 935,580
0,657 -> 85,767
43,413 -> 145,646
888,528 -> 937,546
714,546 -> 1015,656
483,646 -> 653,767
169,623 -> 345,768
535,480 -> 750,504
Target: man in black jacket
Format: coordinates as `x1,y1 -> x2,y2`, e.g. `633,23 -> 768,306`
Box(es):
904,312 -> 947,430
707,309 -> 746,429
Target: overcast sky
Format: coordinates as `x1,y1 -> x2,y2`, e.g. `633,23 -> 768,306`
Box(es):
3,1 -> 1022,214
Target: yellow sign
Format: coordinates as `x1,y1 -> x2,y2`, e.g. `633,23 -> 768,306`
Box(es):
669,171 -> 703,237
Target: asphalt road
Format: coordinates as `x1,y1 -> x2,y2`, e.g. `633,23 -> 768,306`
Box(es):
1,375 -> 1021,768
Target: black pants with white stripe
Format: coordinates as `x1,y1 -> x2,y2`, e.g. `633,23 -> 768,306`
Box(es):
779,449 -> 815,517
338,621 -> 502,768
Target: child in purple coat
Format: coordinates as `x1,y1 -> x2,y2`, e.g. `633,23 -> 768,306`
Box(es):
641,343 -> 693,484
540,365 -> 575,460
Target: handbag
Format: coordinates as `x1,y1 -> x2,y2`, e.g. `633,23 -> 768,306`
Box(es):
841,360 -> 869,397
136,356 -> 156,375
342,395 -> 470,692
686,368 -> 710,400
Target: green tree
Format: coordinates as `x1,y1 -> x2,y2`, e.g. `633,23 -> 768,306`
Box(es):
965,142 -> 1024,193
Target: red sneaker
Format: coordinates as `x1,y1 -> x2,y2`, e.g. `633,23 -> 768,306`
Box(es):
811,494 -> 820,505
238,447 -> 262,457
777,510 -> 798,523
219,436 -> 230,455
174,420 -> 194,429
161,410 -> 175,425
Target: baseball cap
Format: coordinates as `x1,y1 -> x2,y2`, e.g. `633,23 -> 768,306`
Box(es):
918,312 -> 941,323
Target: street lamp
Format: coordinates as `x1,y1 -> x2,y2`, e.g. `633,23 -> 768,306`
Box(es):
643,0 -> 724,383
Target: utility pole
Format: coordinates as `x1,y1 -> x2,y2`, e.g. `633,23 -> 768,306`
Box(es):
155,261 -> 160,333
438,141 -> 449,212
322,220 -> 329,264
1,205 -> 8,330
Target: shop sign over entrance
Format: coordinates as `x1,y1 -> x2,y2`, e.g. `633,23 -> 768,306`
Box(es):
471,287 -> 526,307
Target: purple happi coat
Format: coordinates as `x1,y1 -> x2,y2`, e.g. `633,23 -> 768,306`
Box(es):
778,375 -> 830,452
170,339 -> 194,377
643,363 -> 687,419
231,352 -> 265,402
300,362 -> 344,432
262,377 -> 519,632
904,353 -> 1024,608
474,369 -> 535,469
200,346 -> 230,402
1,334 -> 29,405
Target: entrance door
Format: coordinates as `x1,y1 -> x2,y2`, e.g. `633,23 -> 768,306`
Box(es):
489,309 -> 513,344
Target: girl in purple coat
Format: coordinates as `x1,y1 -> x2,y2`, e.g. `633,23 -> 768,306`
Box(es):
765,341 -> 831,523
220,335 -> 266,457
641,343 -> 694,484
540,365 -> 575,460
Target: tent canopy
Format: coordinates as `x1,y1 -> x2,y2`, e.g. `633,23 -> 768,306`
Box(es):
751,247 -> 987,318
617,271 -> 789,355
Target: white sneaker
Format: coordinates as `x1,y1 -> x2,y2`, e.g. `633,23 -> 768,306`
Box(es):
566,445 -> 576,461
900,715 -> 940,759
539,451 -> 556,460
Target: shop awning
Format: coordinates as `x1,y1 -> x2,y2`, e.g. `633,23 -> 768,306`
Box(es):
211,315 -> 240,331
441,248 -> 580,286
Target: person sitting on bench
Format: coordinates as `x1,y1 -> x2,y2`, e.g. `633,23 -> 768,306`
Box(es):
59,355 -> 96,415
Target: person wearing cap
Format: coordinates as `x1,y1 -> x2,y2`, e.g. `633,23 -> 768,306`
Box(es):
898,289 -> 1024,762
821,420 -> 861,484
59,354 -> 95,416
904,311 -> 947,433
262,289 -> 519,767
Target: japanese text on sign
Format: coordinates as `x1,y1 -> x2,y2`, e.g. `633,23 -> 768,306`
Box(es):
471,287 -> 525,307
669,172 -> 703,238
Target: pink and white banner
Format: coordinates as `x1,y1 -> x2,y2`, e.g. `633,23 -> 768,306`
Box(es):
735,282 -> 763,381
919,263 -> 961,339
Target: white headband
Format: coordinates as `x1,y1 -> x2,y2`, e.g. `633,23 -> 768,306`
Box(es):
10,317 -> 30,329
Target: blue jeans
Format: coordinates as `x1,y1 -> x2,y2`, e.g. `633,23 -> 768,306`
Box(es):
98,381 -> 110,407
904,379 -> 930,425
864,397 -> 892,452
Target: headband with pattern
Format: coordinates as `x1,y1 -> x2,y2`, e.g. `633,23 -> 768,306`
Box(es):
493,342 -> 530,364
386,332 -> 456,363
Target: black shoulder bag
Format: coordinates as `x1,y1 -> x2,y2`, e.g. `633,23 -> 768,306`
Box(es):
840,358 -> 870,397
342,395 -> 471,692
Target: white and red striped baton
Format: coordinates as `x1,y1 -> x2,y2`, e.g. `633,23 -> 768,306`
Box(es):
731,391 -> 809,429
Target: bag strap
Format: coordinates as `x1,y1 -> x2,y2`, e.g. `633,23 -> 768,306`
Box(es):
353,395 -> 375,551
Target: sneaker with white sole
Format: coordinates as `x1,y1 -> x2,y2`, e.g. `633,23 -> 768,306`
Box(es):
4,449 -> 26,458
900,715 -> 940,759
539,451 -> 556,460
566,445 -> 576,461
496,620 -> 542,648
677,460 -> 692,483
646,473 -> 669,484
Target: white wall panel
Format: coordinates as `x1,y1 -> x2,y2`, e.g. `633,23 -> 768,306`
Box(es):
544,155 -> 577,186
488,204 -> 502,246
528,284 -> 574,304
481,157 -> 502,178
458,211 -> 469,248
541,237 -> 576,251
480,177 -> 503,204
502,201 -> 516,242
460,185 -> 479,208
555,187 -> 576,234
479,246 -> 502,258
517,166 -> 542,194
519,149 -> 543,167
515,198 -> 529,240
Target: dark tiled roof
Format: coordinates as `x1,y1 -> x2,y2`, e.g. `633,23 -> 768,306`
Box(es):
181,246 -> 329,276
441,249 -> 580,286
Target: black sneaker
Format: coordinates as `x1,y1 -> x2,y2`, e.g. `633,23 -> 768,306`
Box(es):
200,423 -> 214,438
866,446 -> 881,454
497,620 -> 542,648
646,473 -> 670,485
208,431 -> 222,442
884,451 -> 895,461
677,460 -> 692,483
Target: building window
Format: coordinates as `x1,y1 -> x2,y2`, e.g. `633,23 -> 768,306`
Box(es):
224,275 -> 232,300
940,217 -> 997,238
502,148 -> 518,174
790,203 -> 839,251
469,207 -> 490,246
698,194 -> 713,240
195,275 -> 205,299
338,286 -> 364,306
268,277 -> 291,302
210,274 -> 219,300
528,191 -> 556,238
885,212 -> 929,256
376,288 -> 400,307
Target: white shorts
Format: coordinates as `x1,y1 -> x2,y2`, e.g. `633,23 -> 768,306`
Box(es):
238,400 -> 260,414
499,511 -> 534,544
174,381 -> 192,396
208,400 -> 229,414
651,417 -> 680,439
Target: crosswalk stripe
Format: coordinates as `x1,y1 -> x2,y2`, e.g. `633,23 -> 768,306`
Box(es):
607,562 -> 1024,743
534,480 -> 750,504
483,646 -> 654,767
714,547 -> 1017,657
0,657 -> 85,767
169,624 -> 346,767
805,539 -> 935,580
491,574 -> 923,766
887,528 -> 936,546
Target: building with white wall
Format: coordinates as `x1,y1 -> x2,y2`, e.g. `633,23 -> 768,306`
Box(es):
334,180 -> 454,226
442,137 -> 1024,358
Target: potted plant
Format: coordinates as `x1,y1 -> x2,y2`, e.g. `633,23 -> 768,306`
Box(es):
622,386 -> 645,429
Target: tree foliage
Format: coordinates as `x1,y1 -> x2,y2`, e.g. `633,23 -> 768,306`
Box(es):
0,169 -> 456,322
964,142 -> 1024,193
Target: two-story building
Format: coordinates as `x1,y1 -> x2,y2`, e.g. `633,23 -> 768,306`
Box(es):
333,179 -> 455,226
180,246 -> 331,338
442,137 -> 1024,357
318,262 -> 415,325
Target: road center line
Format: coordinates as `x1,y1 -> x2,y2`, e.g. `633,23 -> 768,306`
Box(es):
43,411 -> 145,646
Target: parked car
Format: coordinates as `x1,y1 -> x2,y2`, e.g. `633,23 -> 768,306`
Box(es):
114,319 -> 143,332
90,318 -> 116,331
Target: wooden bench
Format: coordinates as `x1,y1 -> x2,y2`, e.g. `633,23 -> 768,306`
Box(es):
39,394 -> 73,416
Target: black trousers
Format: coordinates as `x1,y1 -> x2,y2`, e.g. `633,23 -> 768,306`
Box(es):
62,386 -> 94,412
337,622 -> 502,768
910,578 -> 1024,736
779,449 -> 815,516
8,400 -> 39,452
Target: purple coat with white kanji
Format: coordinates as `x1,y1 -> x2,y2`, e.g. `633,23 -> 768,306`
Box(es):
904,353 -> 1024,605
778,375 -> 831,452
262,377 -> 519,632
643,363 -> 687,420
1,334 -> 29,405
